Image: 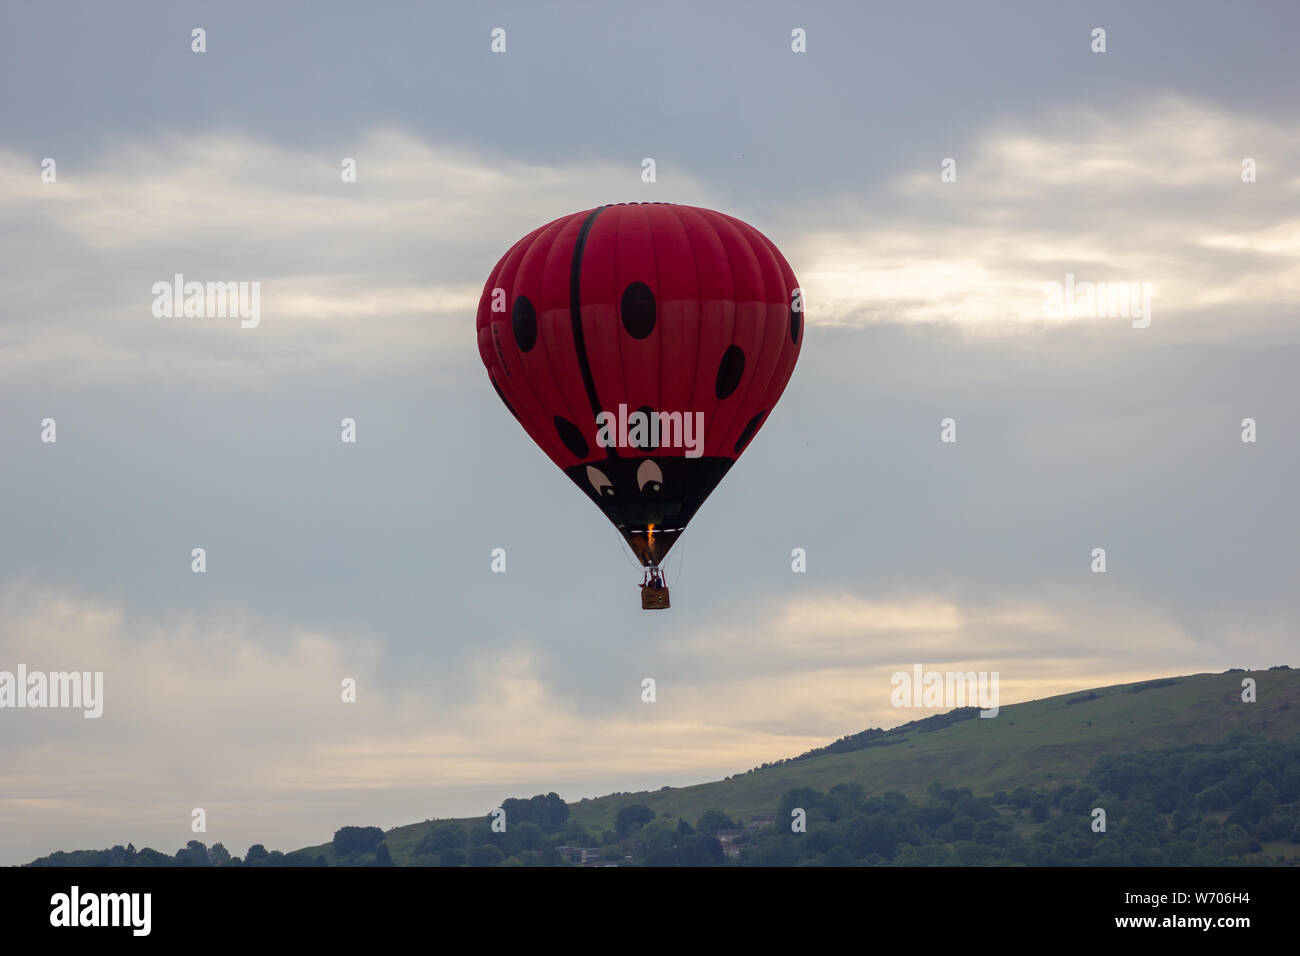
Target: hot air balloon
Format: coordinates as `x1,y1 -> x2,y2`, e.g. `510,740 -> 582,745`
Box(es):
477,203 -> 803,608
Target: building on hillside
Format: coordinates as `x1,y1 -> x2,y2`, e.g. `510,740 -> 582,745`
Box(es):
714,828 -> 748,858
556,846 -> 604,865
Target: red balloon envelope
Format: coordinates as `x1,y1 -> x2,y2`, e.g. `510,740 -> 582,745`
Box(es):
477,202 -> 803,572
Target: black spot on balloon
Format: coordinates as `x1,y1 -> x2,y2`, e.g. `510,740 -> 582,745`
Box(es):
491,376 -> 517,420
734,410 -> 767,454
554,415 -> 589,458
715,345 -> 745,399
620,282 -> 656,339
512,295 -> 538,352
790,302 -> 802,344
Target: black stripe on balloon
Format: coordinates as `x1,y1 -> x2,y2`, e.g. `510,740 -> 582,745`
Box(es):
491,374 -> 518,420
569,210 -> 603,416
568,208 -> 610,461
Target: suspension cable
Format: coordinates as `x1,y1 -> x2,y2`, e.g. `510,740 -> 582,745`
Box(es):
664,532 -> 686,587
612,527 -> 643,572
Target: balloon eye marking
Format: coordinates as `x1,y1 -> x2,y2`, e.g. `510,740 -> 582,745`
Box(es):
620,281 -> 657,339
636,459 -> 664,493
587,465 -> 615,497
715,344 -> 746,399
512,295 -> 538,352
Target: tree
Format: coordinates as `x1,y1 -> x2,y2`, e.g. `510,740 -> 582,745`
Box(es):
615,804 -> 656,837
1229,781 -> 1279,826
635,820 -> 676,858
499,792 -> 570,834
175,841 -> 209,866
333,826 -> 385,856
374,843 -> 393,866
244,844 -> 269,865
513,822 -> 547,851
1029,796 -> 1051,823
675,835 -> 723,866
469,844 -> 505,867
539,845 -> 563,867
417,823 -> 466,855
696,810 -> 736,838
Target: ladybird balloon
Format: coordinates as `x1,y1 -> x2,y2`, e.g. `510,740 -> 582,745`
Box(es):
476,203 -> 803,607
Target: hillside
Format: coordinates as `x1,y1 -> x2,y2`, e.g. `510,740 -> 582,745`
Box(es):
328,667 -> 1299,863
563,669 -> 1300,833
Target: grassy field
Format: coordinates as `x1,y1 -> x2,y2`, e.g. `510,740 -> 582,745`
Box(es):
297,668 -> 1299,862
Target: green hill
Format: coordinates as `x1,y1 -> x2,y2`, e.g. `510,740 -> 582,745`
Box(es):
311,667 -> 1298,864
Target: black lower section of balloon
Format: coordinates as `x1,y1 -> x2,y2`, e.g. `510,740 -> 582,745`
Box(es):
564,455 -> 734,567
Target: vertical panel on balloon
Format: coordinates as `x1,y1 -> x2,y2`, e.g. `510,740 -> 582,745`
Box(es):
695,208 -> 766,457
674,206 -> 735,458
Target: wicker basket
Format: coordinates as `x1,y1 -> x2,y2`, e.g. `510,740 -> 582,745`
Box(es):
641,586 -> 671,610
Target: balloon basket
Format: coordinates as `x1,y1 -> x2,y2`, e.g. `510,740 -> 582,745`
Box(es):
641,586 -> 671,610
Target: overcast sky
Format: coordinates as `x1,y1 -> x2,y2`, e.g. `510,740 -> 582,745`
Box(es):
1,1 -> 1297,865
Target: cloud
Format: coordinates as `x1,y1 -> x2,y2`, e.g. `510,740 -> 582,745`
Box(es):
0,585 -> 818,860
661,589 -> 1213,727
787,96 -> 1300,330
5,96 -> 1295,392
673,590 -> 1199,664
0,129 -> 721,386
